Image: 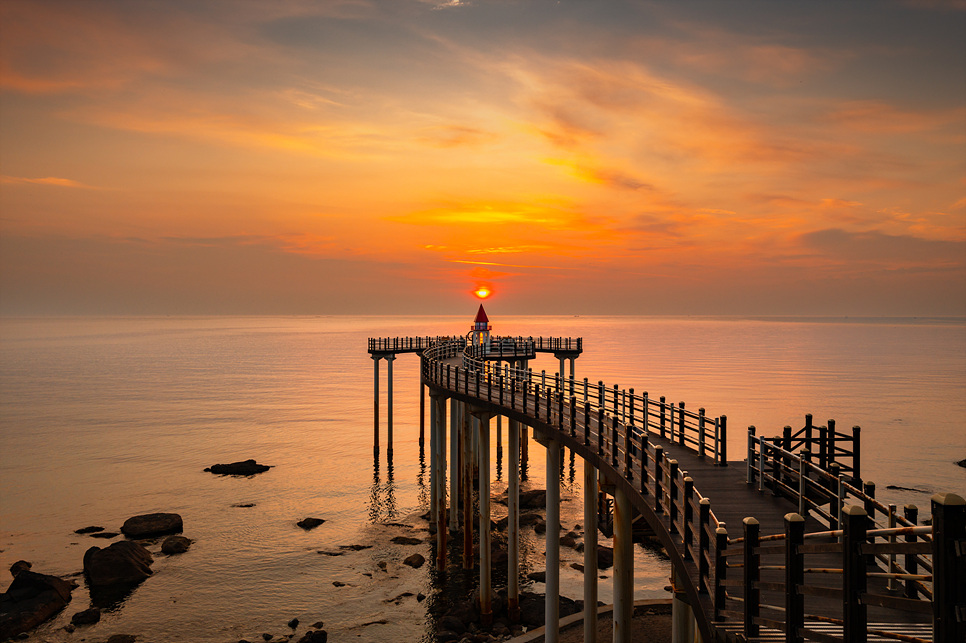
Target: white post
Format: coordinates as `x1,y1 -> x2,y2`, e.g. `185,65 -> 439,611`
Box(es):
478,412 -> 492,624
584,461 -> 599,643
436,395 -> 447,568
429,392 -> 438,525
545,438 -> 561,643
386,354 -> 394,453
450,399 -> 460,533
508,418 -> 521,621
613,486 -> 634,643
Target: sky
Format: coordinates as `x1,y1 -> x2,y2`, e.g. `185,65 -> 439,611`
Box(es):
1,0 -> 964,316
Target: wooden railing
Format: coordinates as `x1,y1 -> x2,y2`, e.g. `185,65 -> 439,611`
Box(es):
408,336 -> 964,642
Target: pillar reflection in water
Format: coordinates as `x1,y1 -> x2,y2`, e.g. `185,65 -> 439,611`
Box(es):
367,449 -> 398,523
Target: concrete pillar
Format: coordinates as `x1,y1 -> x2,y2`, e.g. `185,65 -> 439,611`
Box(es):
419,382 -> 426,447
463,410 -> 474,569
583,461 -> 598,643
508,418 -> 521,621
671,567 -> 691,643
372,356 -> 380,453
436,395 -> 447,571
545,438 -> 561,643
478,412 -> 492,624
613,486 -> 634,643
386,354 -> 395,454
429,391 -> 438,526
449,398 -> 460,533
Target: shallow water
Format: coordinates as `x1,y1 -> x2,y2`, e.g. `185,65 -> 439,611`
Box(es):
1,315 -> 963,641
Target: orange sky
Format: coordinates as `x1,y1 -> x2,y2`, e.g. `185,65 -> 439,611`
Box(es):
1,0 -> 964,315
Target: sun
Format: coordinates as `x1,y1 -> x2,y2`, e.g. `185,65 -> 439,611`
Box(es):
473,286 -> 492,299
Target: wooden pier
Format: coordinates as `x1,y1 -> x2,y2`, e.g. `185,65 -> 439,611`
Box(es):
367,331 -> 964,643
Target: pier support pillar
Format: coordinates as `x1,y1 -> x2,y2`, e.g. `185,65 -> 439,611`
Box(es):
613,485 -> 634,643
386,354 -> 395,455
477,410 -> 492,624
507,418 -> 521,622
419,382 -> 425,447
462,408 -> 474,570
372,356 -> 380,454
671,567 -> 692,643
449,399 -> 460,533
545,436 -> 561,643
583,461 -> 598,643
434,393 -> 448,572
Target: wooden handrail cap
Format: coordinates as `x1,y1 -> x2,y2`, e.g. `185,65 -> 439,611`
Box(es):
931,492 -> 965,506
743,517 -> 759,526
784,512 -> 805,523
699,498 -> 711,506
843,504 -> 867,516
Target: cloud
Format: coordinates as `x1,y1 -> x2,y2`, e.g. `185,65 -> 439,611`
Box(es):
0,175 -> 98,189
797,228 -> 965,268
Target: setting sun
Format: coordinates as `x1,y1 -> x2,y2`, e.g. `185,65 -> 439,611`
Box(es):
474,286 -> 492,300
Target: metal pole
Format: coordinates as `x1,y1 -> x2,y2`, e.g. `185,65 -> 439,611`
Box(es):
613,486 -> 634,643
583,461 -> 598,643
508,418 -> 521,622
545,439 -> 561,643
478,412 -> 492,625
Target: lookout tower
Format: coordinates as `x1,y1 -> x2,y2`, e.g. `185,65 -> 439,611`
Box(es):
469,304 -> 492,349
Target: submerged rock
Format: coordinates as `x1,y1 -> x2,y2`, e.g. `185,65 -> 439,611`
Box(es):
121,513 -> 183,539
71,607 -> 101,625
956,458 -> 966,469
9,561 -> 31,578
403,553 -> 425,568
206,459 -> 271,475
161,535 -> 191,554
297,630 -> 327,643
74,526 -> 104,535
390,536 -> 422,545
0,570 -> 74,639
297,518 -> 325,530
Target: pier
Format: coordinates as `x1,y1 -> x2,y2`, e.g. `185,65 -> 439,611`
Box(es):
367,315 -> 964,643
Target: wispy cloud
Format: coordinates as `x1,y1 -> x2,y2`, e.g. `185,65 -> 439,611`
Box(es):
0,175 -> 98,189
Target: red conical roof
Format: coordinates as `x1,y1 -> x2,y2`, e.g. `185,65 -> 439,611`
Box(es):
474,304 -> 489,323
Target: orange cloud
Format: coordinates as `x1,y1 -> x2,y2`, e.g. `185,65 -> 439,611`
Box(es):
0,175 -> 96,189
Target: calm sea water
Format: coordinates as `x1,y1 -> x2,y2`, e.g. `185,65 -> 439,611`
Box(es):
1,315 -> 963,642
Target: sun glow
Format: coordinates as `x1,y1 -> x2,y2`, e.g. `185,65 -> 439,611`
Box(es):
473,286 -> 492,299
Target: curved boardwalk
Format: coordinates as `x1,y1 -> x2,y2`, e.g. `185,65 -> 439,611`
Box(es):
368,335 -> 964,643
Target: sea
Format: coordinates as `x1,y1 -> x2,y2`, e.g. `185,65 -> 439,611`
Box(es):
1,315 -> 964,642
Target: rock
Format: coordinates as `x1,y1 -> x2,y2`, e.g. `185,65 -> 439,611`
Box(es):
597,544 -> 614,569
232,503 -> 256,508
391,536 -> 423,545
559,535 -> 576,548
316,550 -> 344,556
9,561 -> 31,577
527,570 -> 546,583
403,553 -> 425,568
332,581 -> 345,587
520,489 -> 547,508
106,636 -> 137,643
570,563 -> 584,573
297,518 -> 325,530
0,570 -> 74,639
71,607 -> 101,625
519,513 -> 544,526
534,519 -> 547,534
206,459 -> 271,475
297,630 -> 327,643
438,615 -> 465,634
83,540 -> 153,589
120,513 -> 183,539
311,621 -> 325,628
161,535 -> 191,554
288,617 -> 299,628
339,544 -> 372,551
957,458 -> 966,469
261,634 -> 272,641
90,532 -> 120,539
416,593 -> 426,602
74,526 -> 104,535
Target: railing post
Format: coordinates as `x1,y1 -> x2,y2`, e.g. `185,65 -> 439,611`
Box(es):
683,477 -> 694,559
659,396 -> 667,439
698,408 -> 706,458
719,415 -> 727,465
640,433 -> 650,496
698,498 -> 710,592
743,517 -> 760,639
583,402 -> 591,447
678,401 -> 685,446
771,438 -> 781,496
569,395 -> 576,438
758,436 -> 766,492
932,492 -> 966,643
654,446 -> 664,513
852,425 -> 861,484
624,414 -> 633,480
903,504 -> 919,599
669,459 -> 679,533
798,450 -> 809,516
714,524 -> 728,621
642,392 -> 649,432
611,416 -> 619,468
843,505 -> 868,643
597,404 -> 605,456
785,513 -> 805,643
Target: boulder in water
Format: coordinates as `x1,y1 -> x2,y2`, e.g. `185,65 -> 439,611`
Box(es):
84,541 -> 153,589
206,459 -> 271,475
0,570 -> 74,639
121,513 -> 183,539
297,518 -> 325,530
161,535 -> 191,554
